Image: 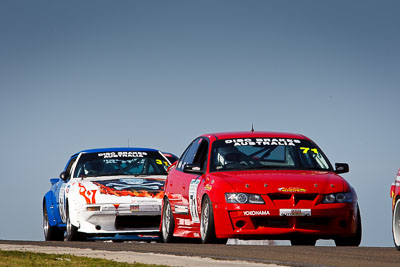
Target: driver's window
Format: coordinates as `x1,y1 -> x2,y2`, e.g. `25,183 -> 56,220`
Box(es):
193,139 -> 208,171
177,138 -> 202,171
74,164 -> 84,178
65,157 -> 77,181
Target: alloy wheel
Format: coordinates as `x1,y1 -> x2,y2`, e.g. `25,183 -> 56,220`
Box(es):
163,202 -> 171,239
200,199 -> 209,239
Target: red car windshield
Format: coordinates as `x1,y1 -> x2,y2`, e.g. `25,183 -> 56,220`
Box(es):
210,138 -> 332,172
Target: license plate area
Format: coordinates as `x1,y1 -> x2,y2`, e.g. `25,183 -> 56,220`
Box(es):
279,209 -> 311,216
130,204 -> 160,212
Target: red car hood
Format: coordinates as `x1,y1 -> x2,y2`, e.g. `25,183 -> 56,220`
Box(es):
209,170 -> 347,194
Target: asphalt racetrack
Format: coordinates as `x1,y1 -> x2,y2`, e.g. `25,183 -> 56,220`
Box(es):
1,240 -> 400,267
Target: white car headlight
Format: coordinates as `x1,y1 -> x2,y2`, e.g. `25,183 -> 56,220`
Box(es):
225,193 -> 265,204
86,205 -> 101,211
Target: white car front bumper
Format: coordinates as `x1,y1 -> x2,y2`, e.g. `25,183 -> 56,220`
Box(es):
78,202 -> 161,234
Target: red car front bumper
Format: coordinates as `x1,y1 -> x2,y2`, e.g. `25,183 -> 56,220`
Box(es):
213,202 -> 358,240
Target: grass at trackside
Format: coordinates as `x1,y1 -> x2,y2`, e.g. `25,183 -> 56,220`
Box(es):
0,250 -> 167,267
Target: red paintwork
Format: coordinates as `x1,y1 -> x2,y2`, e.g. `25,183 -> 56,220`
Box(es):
390,169 -> 400,210
162,131 -> 359,240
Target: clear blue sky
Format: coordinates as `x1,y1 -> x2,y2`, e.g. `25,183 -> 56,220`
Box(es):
0,0 -> 399,246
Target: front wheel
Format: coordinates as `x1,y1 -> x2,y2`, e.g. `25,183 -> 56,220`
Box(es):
65,206 -> 85,241
392,198 -> 400,250
335,205 -> 362,246
161,198 -> 175,243
43,204 -> 63,241
200,195 -> 227,244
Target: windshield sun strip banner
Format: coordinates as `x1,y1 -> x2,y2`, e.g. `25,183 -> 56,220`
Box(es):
97,151 -> 148,158
224,138 -> 302,146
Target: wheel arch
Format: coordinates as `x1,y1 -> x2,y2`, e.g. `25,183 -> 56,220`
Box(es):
393,195 -> 400,212
161,195 -> 175,242
392,195 -> 400,250
201,192 -> 209,202
43,191 -> 58,227
65,197 -> 80,228
200,193 -> 212,212
160,195 -> 169,231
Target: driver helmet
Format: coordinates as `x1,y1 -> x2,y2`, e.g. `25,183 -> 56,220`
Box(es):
84,160 -> 104,174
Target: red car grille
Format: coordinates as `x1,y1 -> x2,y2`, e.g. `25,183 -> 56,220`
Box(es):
267,194 -> 291,200
267,193 -> 319,206
268,193 -> 318,201
297,217 -> 330,227
252,217 -> 330,229
252,217 -> 290,228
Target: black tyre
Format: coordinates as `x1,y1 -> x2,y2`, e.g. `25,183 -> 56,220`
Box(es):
161,198 -> 175,243
392,198 -> 400,250
43,204 -> 63,241
335,205 -> 362,246
200,195 -> 227,244
290,237 -> 316,246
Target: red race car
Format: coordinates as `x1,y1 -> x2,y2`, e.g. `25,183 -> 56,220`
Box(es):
390,169 -> 400,250
161,131 -> 361,246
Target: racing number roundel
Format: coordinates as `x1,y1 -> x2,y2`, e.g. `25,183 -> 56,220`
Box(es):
189,179 -> 200,223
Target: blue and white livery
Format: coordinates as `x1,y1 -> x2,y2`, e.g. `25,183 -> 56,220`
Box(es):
42,147 -> 175,241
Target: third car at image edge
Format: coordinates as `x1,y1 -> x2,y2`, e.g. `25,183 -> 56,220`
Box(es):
390,168 -> 400,250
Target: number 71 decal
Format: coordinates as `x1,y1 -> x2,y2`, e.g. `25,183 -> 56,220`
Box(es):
300,147 -> 318,154
156,159 -> 169,166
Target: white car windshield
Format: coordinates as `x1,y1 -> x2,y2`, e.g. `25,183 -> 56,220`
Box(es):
73,151 -> 169,178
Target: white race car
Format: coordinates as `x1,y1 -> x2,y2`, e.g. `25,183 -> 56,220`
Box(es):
43,147 -> 174,241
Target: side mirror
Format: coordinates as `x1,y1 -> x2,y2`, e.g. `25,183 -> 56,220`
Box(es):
60,171 -> 70,181
335,163 -> 349,174
183,163 -> 204,175
167,161 -> 178,173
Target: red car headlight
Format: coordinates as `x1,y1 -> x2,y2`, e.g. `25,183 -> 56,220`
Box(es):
323,192 -> 353,203
225,193 -> 265,204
